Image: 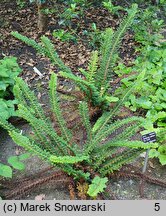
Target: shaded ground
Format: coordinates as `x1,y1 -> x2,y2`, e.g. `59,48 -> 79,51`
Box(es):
0,0 -> 166,200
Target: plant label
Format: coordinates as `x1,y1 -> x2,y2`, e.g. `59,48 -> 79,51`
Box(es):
142,132 -> 156,143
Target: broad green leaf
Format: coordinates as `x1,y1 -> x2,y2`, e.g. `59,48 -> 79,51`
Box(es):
87,176 -> 108,198
0,67 -> 9,77
149,149 -> 160,158
156,111 -> 166,119
0,82 -> 7,91
8,156 -> 26,170
157,122 -> 166,127
136,97 -> 152,109
158,145 -> 166,154
159,155 -> 166,165
0,163 -> 12,178
152,69 -> 162,85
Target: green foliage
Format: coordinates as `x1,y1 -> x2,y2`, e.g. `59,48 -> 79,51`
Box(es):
0,74 -> 158,197
79,101 -> 92,143
147,127 -> 166,165
8,2 -> 164,195
97,4 -> 138,94
58,0 -> 93,26
59,3 -> 80,26
0,153 -> 29,179
16,0 -> 26,8
113,3 -> 166,166
7,153 -> 30,170
149,146 -> 166,165
49,73 -> 75,149
114,3 -> 165,127
132,6 -> 164,47
103,0 -> 125,16
115,43 -> 166,126
0,57 -> 21,97
53,29 -> 77,43
87,176 -> 108,198
49,155 -> 89,164
0,163 -> 12,178
0,56 -> 22,119
82,23 -> 105,49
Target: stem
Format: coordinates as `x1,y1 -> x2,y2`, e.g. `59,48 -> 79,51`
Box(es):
37,2 -> 48,31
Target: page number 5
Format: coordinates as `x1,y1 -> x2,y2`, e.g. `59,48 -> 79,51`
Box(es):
154,203 -> 160,211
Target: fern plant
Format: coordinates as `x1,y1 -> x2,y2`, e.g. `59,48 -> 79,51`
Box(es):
0,74 -> 158,198
11,3 -> 138,110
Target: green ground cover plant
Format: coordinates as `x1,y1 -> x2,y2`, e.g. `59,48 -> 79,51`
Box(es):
0,153 -> 30,179
115,43 -> 166,126
114,4 -> 166,165
148,128 -> 166,165
102,0 -> 125,16
53,29 -> 77,42
0,56 -> 25,189
0,56 -> 22,120
132,5 -> 164,47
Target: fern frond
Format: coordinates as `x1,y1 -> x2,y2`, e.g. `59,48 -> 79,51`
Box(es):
110,124 -> 141,142
13,84 -> 28,108
49,73 -> 75,150
15,77 -> 46,121
59,71 -> 90,96
93,82 -> 140,135
0,118 -> 20,133
11,32 -> 72,73
17,100 -> 78,156
96,28 -> 114,91
17,104 -> 59,155
63,165 -> 90,180
92,124 -> 142,155
79,102 -> 92,144
41,36 -> 72,73
79,68 -> 89,79
84,116 -> 144,155
92,111 -> 110,134
92,147 -> 118,169
9,131 -> 51,161
99,140 -> 158,150
97,4 -> 138,94
91,124 -> 143,167
9,131 -> 89,179
94,116 -> 144,146
87,51 -> 99,84
11,31 -> 45,54
50,155 -> 89,164
98,148 -> 144,176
